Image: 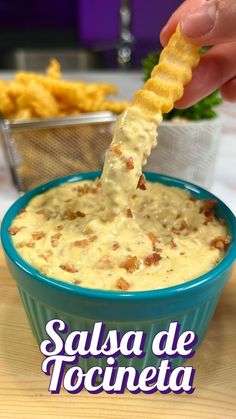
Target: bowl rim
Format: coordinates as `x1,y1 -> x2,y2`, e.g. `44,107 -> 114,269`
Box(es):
1,171 -> 236,301
160,116 -> 221,127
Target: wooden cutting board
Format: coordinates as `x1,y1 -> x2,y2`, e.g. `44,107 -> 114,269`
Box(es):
0,245 -> 235,419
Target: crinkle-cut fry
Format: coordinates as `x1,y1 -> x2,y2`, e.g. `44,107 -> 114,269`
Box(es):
15,80 -> 59,118
6,81 -> 26,98
16,72 -> 84,91
98,100 -> 130,113
15,72 -> 116,98
14,108 -> 33,120
15,73 -> 119,110
0,85 -> 16,116
0,61 -> 128,119
46,58 -> 61,79
100,26 -> 200,217
78,99 -> 129,114
132,25 -> 200,117
83,83 -> 118,95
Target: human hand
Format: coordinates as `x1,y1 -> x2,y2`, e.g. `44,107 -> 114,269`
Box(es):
160,0 -> 236,108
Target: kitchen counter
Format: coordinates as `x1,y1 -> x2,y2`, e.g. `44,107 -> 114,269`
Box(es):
0,246 -> 235,418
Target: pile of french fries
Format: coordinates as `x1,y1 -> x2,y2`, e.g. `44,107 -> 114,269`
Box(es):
0,59 -> 128,120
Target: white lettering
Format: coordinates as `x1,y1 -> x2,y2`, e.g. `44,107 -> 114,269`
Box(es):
40,319 -> 66,356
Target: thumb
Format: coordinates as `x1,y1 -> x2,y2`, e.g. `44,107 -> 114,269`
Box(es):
180,0 -> 236,45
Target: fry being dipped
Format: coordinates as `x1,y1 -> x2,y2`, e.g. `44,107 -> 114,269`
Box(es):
101,26 -> 200,217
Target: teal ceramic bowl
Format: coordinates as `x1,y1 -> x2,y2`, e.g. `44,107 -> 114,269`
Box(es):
1,172 -> 236,370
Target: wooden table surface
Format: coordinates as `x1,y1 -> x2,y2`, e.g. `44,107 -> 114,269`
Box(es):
0,245 -> 235,419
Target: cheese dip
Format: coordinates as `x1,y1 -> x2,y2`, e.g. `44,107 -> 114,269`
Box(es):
9,179 -> 230,292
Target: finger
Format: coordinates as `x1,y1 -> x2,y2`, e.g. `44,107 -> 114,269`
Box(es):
160,0 -> 205,46
161,0 -> 236,47
180,0 -> 236,45
174,41 -> 236,108
220,77 -> 236,102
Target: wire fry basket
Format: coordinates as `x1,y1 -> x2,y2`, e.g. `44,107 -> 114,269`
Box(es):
0,112 -> 116,192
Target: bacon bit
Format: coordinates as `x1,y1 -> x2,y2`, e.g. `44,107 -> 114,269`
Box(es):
32,231 -> 45,240
76,184 -> 89,195
51,240 -> 59,248
171,228 -> 180,235
51,232 -> 62,247
112,242 -> 120,250
19,207 -> 26,214
120,255 -> 140,273
16,241 -> 26,248
97,256 -> 114,269
59,264 -> 78,273
8,226 -> 24,235
189,196 -> 197,202
179,220 -> 188,231
73,279 -> 81,285
126,157 -> 134,170
52,232 -> 61,240
153,247 -> 163,253
172,220 -> 188,234
39,254 -> 48,261
127,208 -> 133,218
148,232 -> 158,245
112,144 -> 123,156
17,241 -> 35,249
39,251 -> 52,261
169,239 -> 177,249
200,199 -> 217,217
137,174 -> 146,190
95,178 -> 101,187
36,209 -> 45,215
36,209 -> 57,220
117,277 -> 129,291
56,225 -> 64,231
76,183 -> 98,196
75,210 -> 86,218
66,210 -> 86,220
7,227 -> 17,236
210,236 -> 231,250
89,235 -> 97,242
144,253 -> 162,266
74,239 -> 89,248
203,216 -> 214,226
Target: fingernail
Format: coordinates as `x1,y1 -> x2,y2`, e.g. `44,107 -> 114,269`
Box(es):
161,24 -> 168,34
160,25 -> 168,45
180,1 -> 218,38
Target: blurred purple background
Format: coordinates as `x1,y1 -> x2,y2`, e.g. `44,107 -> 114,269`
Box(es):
78,0 -> 182,47
0,0 -> 75,28
0,0 -> 183,68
